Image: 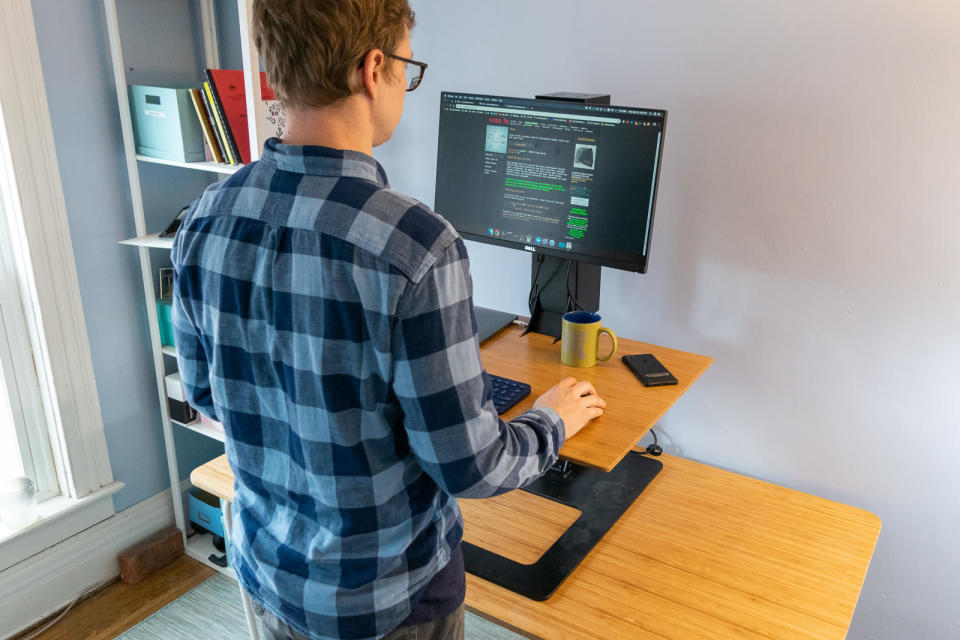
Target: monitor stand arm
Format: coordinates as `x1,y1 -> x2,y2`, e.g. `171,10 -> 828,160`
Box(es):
525,255 -> 600,339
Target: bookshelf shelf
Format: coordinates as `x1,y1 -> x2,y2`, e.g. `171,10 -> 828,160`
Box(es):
161,345 -> 177,357
173,418 -> 226,443
185,531 -> 235,578
136,154 -> 241,175
118,233 -> 173,250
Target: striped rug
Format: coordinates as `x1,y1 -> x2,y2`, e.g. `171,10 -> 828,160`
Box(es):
115,573 -> 524,640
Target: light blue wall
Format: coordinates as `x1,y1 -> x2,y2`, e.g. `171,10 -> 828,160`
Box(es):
30,0 -> 223,512
372,2 -> 960,639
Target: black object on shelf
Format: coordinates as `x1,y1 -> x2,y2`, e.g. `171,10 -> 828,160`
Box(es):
208,552 -> 228,568
168,398 -> 197,424
159,205 -> 190,238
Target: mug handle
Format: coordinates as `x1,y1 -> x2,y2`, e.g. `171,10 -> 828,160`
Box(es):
596,327 -> 618,362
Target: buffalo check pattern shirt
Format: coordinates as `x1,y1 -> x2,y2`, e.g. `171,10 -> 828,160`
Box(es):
171,139 -> 565,640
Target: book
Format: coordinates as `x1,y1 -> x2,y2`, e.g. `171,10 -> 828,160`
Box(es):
199,85 -> 231,163
188,88 -> 224,164
205,69 -> 282,164
202,80 -> 239,165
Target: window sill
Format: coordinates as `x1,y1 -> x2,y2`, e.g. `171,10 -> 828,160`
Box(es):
0,481 -> 124,572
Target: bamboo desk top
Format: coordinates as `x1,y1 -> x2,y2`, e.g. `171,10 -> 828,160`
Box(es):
483,325 -> 714,472
191,327 -> 881,639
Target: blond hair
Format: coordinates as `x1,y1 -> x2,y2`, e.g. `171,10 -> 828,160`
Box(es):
253,0 -> 415,108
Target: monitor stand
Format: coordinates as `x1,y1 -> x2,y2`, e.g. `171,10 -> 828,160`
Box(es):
462,452 -> 662,600
525,255 -> 600,339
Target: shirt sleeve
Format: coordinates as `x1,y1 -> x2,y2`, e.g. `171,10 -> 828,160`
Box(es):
171,223 -> 217,421
391,237 -> 566,499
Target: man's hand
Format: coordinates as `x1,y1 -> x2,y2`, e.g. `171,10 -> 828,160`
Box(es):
533,377 -> 606,439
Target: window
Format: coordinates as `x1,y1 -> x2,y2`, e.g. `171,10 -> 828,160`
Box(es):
0,189 -> 59,502
0,0 -> 119,561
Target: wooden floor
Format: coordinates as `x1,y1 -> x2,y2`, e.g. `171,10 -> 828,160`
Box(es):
15,556 -> 216,640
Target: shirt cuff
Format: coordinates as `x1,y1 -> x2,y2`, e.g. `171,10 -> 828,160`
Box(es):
521,406 -> 566,450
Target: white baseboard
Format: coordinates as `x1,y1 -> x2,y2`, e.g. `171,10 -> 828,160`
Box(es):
0,485 -> 181,638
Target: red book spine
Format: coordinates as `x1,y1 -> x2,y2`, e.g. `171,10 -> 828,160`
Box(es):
205,69 -> 276,164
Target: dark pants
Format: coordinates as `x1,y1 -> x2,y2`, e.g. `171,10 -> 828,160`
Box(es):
251,598 -> 465,640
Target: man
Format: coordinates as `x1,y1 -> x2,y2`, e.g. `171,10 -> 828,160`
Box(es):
172,2 -> 606,639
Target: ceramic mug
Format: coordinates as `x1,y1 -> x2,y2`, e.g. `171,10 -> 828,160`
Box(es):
560,311 -> 618,367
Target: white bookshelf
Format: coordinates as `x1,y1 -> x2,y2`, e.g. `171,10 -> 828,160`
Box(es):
137,154 -> 241,175
118,233 -> 174,250
105,0 -> 266,580
185,531 -> 236,579
172,418 -> 226,443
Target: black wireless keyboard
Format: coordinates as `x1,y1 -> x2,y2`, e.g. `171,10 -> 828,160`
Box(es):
489,374 -> 531,414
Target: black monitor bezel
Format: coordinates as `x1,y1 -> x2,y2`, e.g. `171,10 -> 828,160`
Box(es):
435,91 -> 668,274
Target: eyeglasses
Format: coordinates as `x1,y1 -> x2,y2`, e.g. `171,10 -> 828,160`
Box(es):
386,54 -> 428,92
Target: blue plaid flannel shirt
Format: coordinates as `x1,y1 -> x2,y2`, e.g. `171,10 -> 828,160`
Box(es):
171,139 -> 565,640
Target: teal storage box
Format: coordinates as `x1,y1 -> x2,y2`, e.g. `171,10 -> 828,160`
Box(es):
129,84 -> 205,162
188,488 -> 225,538
157,299 -> 175,347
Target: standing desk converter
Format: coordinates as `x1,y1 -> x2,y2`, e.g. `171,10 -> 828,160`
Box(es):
191,326 -> 881,639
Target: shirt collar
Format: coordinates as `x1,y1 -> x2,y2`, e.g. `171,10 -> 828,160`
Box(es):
258,138 -> 389,187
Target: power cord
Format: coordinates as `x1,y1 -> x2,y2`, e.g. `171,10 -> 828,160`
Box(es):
17,583 -> 104,640
643,428 -> 663,456
527,253 -> 547,311
565,260 -> 586,311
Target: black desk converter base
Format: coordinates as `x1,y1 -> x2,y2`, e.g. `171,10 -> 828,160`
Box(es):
462,451 -> 662,601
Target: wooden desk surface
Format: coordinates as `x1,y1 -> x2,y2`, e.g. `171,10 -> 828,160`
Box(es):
483,326 -> 713,471
460,453 -> 881,640
191,452 -> 881,640
189,334 -> 880,639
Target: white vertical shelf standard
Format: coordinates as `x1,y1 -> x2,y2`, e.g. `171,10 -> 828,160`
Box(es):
103,0 -> 181,541
237,0 -> 265,162
103,0 -> 223,555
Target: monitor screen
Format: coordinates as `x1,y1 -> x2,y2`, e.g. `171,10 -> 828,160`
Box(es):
434,92 -> 666,273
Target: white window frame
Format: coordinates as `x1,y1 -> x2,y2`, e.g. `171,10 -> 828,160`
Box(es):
0,224 -> 58,499
0,0 -> 121,565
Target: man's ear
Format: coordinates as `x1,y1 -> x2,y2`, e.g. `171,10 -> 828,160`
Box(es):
357,48 -> 385,99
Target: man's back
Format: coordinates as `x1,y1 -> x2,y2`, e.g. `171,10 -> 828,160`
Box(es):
172,140 -> 566,639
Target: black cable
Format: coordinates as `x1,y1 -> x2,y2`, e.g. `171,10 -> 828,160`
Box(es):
565,260 -> 586,311
527,253 -> 546,311
644,428 -> 663,456
528,254 -> 564,313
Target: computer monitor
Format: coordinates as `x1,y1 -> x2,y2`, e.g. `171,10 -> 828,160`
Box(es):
434,93 -> 670,595
434,91 -> 666,336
